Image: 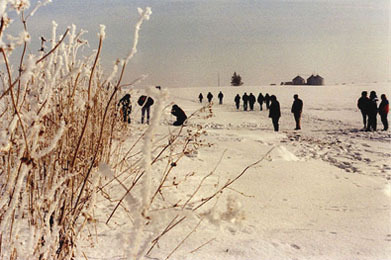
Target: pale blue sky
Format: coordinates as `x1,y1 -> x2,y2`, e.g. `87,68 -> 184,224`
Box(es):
14,0 -> 391,87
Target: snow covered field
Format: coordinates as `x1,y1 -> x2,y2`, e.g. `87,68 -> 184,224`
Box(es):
82,83 -> 390,260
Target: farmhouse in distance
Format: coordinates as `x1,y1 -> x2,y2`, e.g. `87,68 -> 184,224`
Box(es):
281,74 -> 325,86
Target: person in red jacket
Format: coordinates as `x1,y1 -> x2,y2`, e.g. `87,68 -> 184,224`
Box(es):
379,94 -> 389,131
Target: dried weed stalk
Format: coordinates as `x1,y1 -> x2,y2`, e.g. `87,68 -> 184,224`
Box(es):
0,2 -> 152,259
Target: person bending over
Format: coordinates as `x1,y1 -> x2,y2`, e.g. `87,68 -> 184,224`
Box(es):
171,104 -> 187,126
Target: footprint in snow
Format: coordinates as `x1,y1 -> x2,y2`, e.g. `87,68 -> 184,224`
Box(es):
290,244 -> 301,250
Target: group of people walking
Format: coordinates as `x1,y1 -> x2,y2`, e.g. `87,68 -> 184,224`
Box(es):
199,91 -> 224,104
118,89 -> 388,132
234,92 -> 273,111
232,92 -> 303,132
357,91 -> 389,131
198,91 -> 303,132
198,89 -> 389,133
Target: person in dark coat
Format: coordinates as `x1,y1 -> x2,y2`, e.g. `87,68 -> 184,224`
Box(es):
207,92 -> 213,103
242,92 -> 249,111
138,95 -> 154,124
366,91 -> 378,131
171,104 -> 187,126
379,94 -> 389,131
198,93 -> 203,103
218,91 -> 224,104
257,93 -> 264,111
264,93 -> 271,110
248,93 -> 256,110
357,91 -> 370,129
118,94 -> 132,123
234,94 -> 240,110
268,95 -> 281,132
291,94 -> 303,130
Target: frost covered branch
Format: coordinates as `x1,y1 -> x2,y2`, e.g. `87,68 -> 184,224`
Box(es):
0,3 -> 154,259
193,146 -> 277,211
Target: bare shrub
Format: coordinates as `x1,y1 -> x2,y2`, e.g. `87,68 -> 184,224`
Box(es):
0,2 -> 152,258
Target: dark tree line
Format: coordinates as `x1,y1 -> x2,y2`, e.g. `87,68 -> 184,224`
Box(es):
231,72 -> 243,86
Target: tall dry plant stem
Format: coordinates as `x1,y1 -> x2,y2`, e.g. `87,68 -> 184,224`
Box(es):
0,48 -> 30,156
146,215 -> 186,256
193,146 -> 276,211
165,219 -> 203,260
72,35 -> 104,214
0,29 -> 69,101
0,4 -> 153,259
36,28 -> 70,64
16,12 -> 27,106
0,17 -> 5,36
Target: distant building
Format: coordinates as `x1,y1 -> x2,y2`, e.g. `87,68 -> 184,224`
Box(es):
307,74 -> 324,85
282,81 -> 293,85
292,75 -> 305,85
